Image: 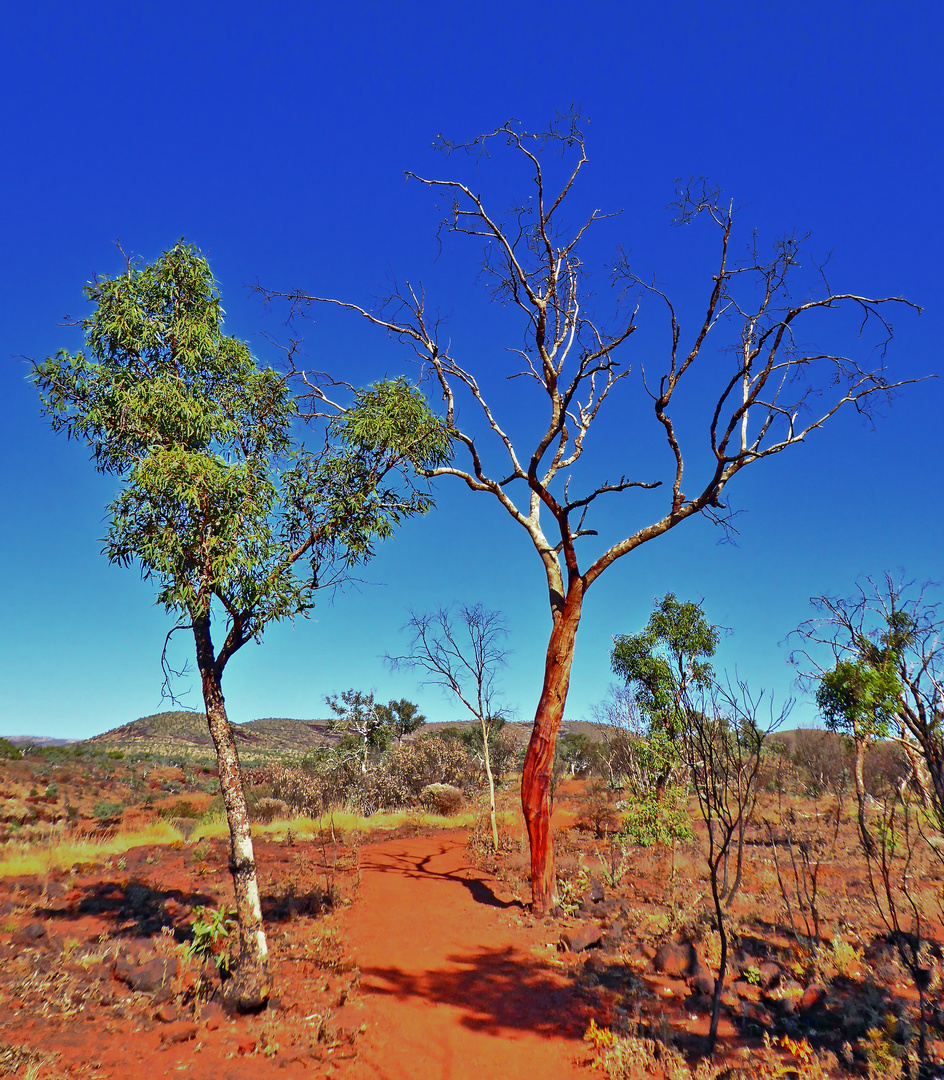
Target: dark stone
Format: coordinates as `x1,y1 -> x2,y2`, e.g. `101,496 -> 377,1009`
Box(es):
799,983 -> 827,1012
592,898 -> 624,920
560,923 -> 605,952
690,959 -> 712,983
740,1001 -> 772,1029
653,941 -> 699,977
758,961 -> 781,990
600,921 -> 625,953
11,921 -> 47,945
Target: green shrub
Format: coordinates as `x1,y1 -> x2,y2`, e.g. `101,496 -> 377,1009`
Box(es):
419,783 -> 464,816
92,800 -> 124,823
0,739 -> 22,760
621,789 -> 692,847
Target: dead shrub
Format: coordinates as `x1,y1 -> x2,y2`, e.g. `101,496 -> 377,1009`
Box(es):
574,779 -> 621,837
251,797 -> 291,823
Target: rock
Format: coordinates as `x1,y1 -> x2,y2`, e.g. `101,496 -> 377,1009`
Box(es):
160,1021 -> 198,1045
201,1002 -> 226,1030
690,959 -> 712,983
734,981 -> 762,1003
600,924 -> 624,953
740,1001 -> 772,1029
592,899 -> 624,921
560,924 -> 604,952
799,983 -> 827,1012
653,941 -> 699,977
758,961 -> 781,990
236,1037 -> 257,1055
621,945 -> 654,971
11,921 -> 47,945
114,953 -> 178,994
154,1003 -> 178,1023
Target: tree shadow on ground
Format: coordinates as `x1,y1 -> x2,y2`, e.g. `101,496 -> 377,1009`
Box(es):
361,943 -> 604,1040
37,878 -> 216,939
261,882 -> 333,922
360,842 -> 524,910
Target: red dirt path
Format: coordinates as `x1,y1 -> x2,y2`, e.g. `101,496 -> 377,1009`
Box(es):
341,832 -> 594,1080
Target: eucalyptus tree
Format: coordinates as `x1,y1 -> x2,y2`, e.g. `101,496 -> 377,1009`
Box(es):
33,242 -> 449,1006
794,576 -> 944,851
258,115 -> 918,913
611,592 -> 719,798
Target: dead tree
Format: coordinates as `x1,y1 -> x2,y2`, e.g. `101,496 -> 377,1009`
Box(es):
388,604 -> 510,851
258,115 -> 919,913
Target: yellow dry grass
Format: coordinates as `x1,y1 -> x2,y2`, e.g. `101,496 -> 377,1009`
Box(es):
0,820 -> 184,877
190,806 -> 516,842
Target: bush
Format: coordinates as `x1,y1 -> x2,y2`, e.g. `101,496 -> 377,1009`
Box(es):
574,779 -> 622,837
420,783 -> 464,816
250,797 -> 291,823
261,763 -> 343,817
621,789 -> 692,847
0,738 -> 22,760
92,800 -> 124,823
159,798 -> 203,819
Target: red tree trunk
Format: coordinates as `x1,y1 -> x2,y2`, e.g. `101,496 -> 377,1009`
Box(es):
521,584 -> 584,914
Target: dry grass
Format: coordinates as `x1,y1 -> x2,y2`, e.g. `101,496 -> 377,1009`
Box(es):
0,820 -> 184,876
189,806 -> 515,842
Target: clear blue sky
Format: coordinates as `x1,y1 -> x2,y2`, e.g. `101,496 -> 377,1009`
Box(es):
3,1 -> 941,740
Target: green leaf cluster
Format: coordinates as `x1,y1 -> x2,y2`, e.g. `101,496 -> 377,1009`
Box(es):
33,241 -> 452,663
816,606 -> 916,741
611,592 -> 719,738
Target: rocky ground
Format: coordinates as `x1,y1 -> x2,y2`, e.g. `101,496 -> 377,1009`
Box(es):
2,757 -> 944,1077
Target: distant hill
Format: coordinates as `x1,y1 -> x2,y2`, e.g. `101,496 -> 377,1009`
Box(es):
83,711 -> 341,757
13,712 -> 610,761
423,718 -> 608,744
2,735 -> 78,747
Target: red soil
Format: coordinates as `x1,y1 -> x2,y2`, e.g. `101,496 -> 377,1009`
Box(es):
0,829 -> 609,1079
341,831 -> 593,1080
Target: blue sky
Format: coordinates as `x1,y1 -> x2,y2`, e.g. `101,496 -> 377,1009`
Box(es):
3,1 -> 941,739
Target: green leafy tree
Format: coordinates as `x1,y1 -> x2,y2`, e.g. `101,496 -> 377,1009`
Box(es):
32,241 -> 449,1008
611,592 -> 719,796
376,698 -> 427,746
325,689 -> 392,772
796,579 -> 931,857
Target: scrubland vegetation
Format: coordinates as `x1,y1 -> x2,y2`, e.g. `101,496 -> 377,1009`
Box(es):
2,676 -> 944,1078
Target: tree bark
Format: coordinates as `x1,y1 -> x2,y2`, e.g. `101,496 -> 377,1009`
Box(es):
194,620 -> 269,1011
853,737 -> 876,859
521,584 -> 584,914
482,727 -> 499,853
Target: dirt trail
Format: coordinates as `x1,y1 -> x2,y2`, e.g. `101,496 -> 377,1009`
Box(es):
341,832 -> 593,1080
